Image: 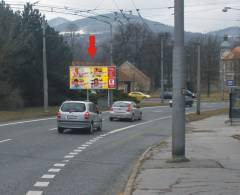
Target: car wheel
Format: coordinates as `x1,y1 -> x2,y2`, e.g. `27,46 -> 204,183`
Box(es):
58,127 -> 64,134
88,123 -> 94,134
97,121 -> 102,131
138,112 -> 142,120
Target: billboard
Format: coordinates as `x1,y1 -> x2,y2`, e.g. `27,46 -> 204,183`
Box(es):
70,66 -> 116,89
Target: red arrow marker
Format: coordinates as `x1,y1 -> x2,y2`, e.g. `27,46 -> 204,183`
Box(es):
88,35 -> 97,59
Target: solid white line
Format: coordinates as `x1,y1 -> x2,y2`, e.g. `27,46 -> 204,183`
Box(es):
64,155 -> 74,158
41,174 -> 55,179
26,191 -> 43,195
0,117 -> 55,127
108,116 -> 171,135
49,128 -> 57,131
48,168 -> 61,173
54,163 -> 65,167
34,181 -> 49,187
0,139 -> 11,143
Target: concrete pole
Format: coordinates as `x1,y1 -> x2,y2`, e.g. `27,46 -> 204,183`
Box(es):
172,0 -> 187,161
108,24 -> 113,108
196,45 -> 201,115
160,37 -> 164,103
87,89 -> 89,101
220,56 -> 224,101
42,18 -> 49,112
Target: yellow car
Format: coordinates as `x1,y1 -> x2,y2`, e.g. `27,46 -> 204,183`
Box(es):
128,92 -> 151,102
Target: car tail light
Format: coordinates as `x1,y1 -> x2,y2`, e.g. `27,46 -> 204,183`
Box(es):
84,112 -> 90,119
57,112 -> 61,119
127,105 -> 132,112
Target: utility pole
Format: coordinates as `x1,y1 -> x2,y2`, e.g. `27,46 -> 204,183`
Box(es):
160,37 -> 164,103
42,17 -> 49,112
196,44 -> 201,115
108,23 -> 113,108
172,0 -> 187,161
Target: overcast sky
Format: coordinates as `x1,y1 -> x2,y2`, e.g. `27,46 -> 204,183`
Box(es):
6,0 -> 240,33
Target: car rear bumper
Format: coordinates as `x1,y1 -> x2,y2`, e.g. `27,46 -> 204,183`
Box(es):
109,112 -> 132,119
57,120 -> 90,129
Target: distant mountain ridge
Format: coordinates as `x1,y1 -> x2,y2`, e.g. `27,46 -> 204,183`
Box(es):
48,14 -> 240,39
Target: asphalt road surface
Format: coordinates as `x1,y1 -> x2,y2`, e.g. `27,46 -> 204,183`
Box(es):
0,102 -> 227,195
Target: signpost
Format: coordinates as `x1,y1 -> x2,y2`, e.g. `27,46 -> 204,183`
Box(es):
227,80 -> 235,87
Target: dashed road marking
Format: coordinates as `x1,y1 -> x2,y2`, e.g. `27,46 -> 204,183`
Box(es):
78,146 -> 86,149
26,191 -> 43,195
0,139 -> 11,143
54,163 -> 65,167
64,155 -> 74,158
81,144 -> 89,147
62,160 -> 69,163
48,168 -> 61,173
34,182 -> 49,187
74,149 -> 82,152
69,152 -> 78,155
41,174 -> 55,179
49,128 -> 57,131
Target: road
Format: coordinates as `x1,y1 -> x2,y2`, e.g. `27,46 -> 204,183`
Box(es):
0,102 -> 227,195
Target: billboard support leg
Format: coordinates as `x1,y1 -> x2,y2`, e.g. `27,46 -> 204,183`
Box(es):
87,89 -> 89,101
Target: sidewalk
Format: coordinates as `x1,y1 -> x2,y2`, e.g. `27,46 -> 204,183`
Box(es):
126,115 -> 240,195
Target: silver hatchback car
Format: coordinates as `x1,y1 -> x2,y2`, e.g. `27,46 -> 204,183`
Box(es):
57,101 -> 102,134
109,101 -> 142,121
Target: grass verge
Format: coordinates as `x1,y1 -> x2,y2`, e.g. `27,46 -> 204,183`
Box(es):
0,107 -> 58,122
186,108 -> 228,122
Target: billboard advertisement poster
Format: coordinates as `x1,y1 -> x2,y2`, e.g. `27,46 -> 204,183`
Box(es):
69,66 -> 116,90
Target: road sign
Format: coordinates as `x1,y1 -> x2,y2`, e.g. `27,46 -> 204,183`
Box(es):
69,65 -> 116,90
227,80 -> 235,87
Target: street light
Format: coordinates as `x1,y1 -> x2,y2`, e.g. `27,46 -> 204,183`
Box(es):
223,7 -> 240,12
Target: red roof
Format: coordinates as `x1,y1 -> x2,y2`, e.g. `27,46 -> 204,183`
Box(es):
224,47 -> 240,60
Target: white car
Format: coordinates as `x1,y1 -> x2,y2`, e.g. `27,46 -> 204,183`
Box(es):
109,101 -> 142,121
57,101 -> 102,134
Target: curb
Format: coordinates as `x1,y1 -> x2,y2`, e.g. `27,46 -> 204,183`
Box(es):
124,142 -> 167,195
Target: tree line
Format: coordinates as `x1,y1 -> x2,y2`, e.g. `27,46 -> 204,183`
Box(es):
0,1 -> 72,109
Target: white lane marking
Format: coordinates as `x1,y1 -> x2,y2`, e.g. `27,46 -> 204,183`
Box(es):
49,128 -> 57,131
41,174 -> 55,179
78,146 -> 86,150
48,168 -> 61,173
54,163 -> 65,167
152,110 -> 163,113
69,152 -> 78,155
64,155 -> 74,158
0,139 -> 11,143
34,182 -> 49,187
81,144 -> 89,147
85,142 -> 92,145
26,191 -> 43,195
62,160 -> 69,163
108,116 -> 171,135
74,149 -> 82,152
0,117 -> 55,127
141,106 -> 168,109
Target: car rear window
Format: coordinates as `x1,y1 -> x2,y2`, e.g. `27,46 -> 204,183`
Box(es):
61,103 -> 86,112
113,102 -> 130,107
